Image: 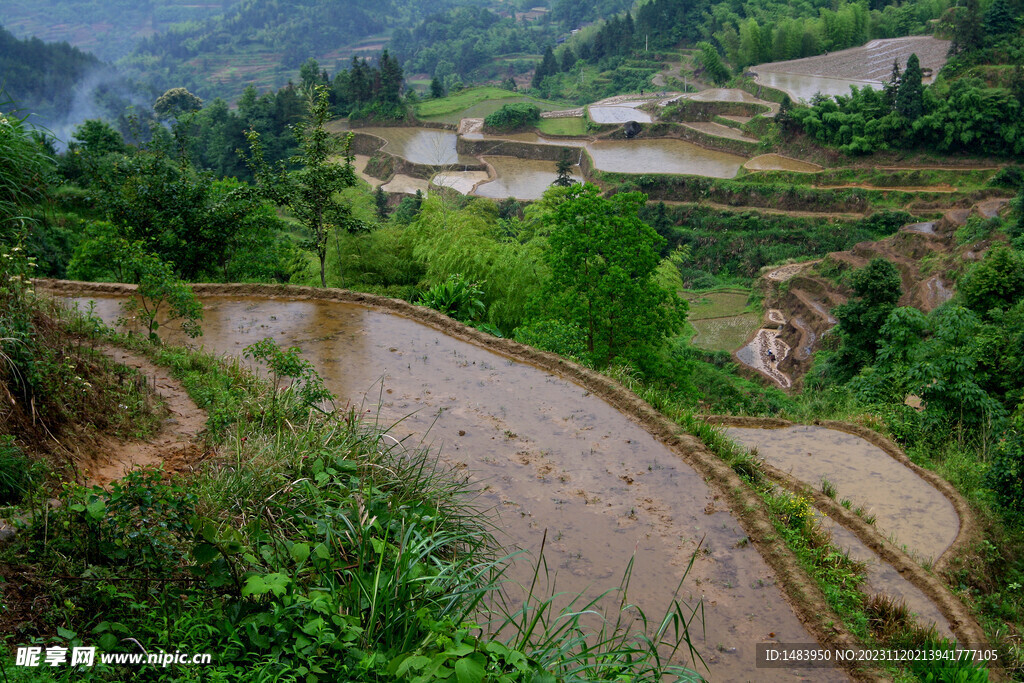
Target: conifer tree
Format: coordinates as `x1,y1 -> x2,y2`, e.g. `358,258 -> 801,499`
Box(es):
895,53 -> 924,121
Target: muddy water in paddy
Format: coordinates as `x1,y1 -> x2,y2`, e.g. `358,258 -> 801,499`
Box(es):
474,157 -> 583,200
65,294 -> 843,681
827,524 -> 953,639
588,104 -> 653,124
724,426 -> 958,562
355,127 -> 477,166
586,139 -> 746,177
750,71 -> 877,103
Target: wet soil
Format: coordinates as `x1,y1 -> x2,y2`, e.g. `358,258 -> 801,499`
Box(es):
765,261 -> 821,282
707,416 -> 991,654
588,105 -> 653,124
83,347 -> 207,487
752,37 -> 950,86
432,170 -> 490,195
827,524 -> 953,640
381,174 -> 429,195
51,289 -> 849,682
735,310 -> 792,388
723,426 -> 959,562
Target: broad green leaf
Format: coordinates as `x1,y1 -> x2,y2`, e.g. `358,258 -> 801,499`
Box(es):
454,656 -> 485,683
291,542 -> 310,563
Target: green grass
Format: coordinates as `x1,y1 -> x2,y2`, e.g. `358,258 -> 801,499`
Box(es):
536,117 -> 588,137
682,288 -> 760,351
683,288 -> 751,320
689,314 -> 761,352
414,87 -> 521,118
415,87 -> 567,123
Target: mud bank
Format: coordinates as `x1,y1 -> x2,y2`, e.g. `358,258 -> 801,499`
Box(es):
41,279 -> 888,680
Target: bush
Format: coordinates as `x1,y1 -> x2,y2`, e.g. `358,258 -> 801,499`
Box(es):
987,420 -> 1024,517
417,273 -> 486,323
483,103 -> 540,131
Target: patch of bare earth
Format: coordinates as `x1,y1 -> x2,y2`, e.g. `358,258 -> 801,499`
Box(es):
78,347 -> 208,487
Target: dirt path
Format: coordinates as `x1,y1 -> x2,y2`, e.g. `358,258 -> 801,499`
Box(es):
78,347 -> 207,487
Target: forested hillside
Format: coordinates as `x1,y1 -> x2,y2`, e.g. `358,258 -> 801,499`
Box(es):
0,25 -> 146,136
0,0 -> 234,61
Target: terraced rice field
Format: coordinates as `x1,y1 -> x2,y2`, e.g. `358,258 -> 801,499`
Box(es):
684,288 -> 761,351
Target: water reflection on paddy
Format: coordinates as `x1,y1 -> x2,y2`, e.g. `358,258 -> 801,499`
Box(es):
474,157 -> 583,200
356,127 -> 476,166
587,139 -> 746,178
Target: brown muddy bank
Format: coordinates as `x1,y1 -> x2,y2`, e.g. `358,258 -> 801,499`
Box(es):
39,279 -> 880,681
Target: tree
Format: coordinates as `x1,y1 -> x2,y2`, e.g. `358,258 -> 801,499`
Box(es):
245,84 -> 358,287
959,246 -> 1024,319
883,59 -> 901,109
538,184 -> 685,366
950,0 -> 983,55
430,77 -> 445,99
531,46 -> 558,90
984,0 -> 1016,35
70,119 -> 125,157
696,42 -> 730,85
154,87 -> 203,121
375,186 -> 389,221
895,53 -> 924,120
378,49 -> 403,105
831,258 -> 903,377
552,148 -> 575,187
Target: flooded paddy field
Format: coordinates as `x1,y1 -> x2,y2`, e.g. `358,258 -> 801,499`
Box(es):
474,157 -> 582,200
586,139 -> 746,177
684,289 -> 761,352
751,36 -> 950,102
724,425 -> 959,562
355,127 -> 477,166
60,292 -> 843,681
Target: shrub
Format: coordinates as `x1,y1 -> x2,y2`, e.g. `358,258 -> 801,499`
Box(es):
417,273 -> 486,323
484,103 -> 540,131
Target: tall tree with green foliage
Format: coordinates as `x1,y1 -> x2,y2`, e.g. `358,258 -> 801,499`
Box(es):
831,258 -> 903,377
538,184 -> 684,367
246,84 -> 358,287
552,148 -> 575,187
696,42 -> 730,85
895,53 -> 924,121
531,46 -> 558,90
958,246 -> 1024,319
984,0 -> 1016,35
